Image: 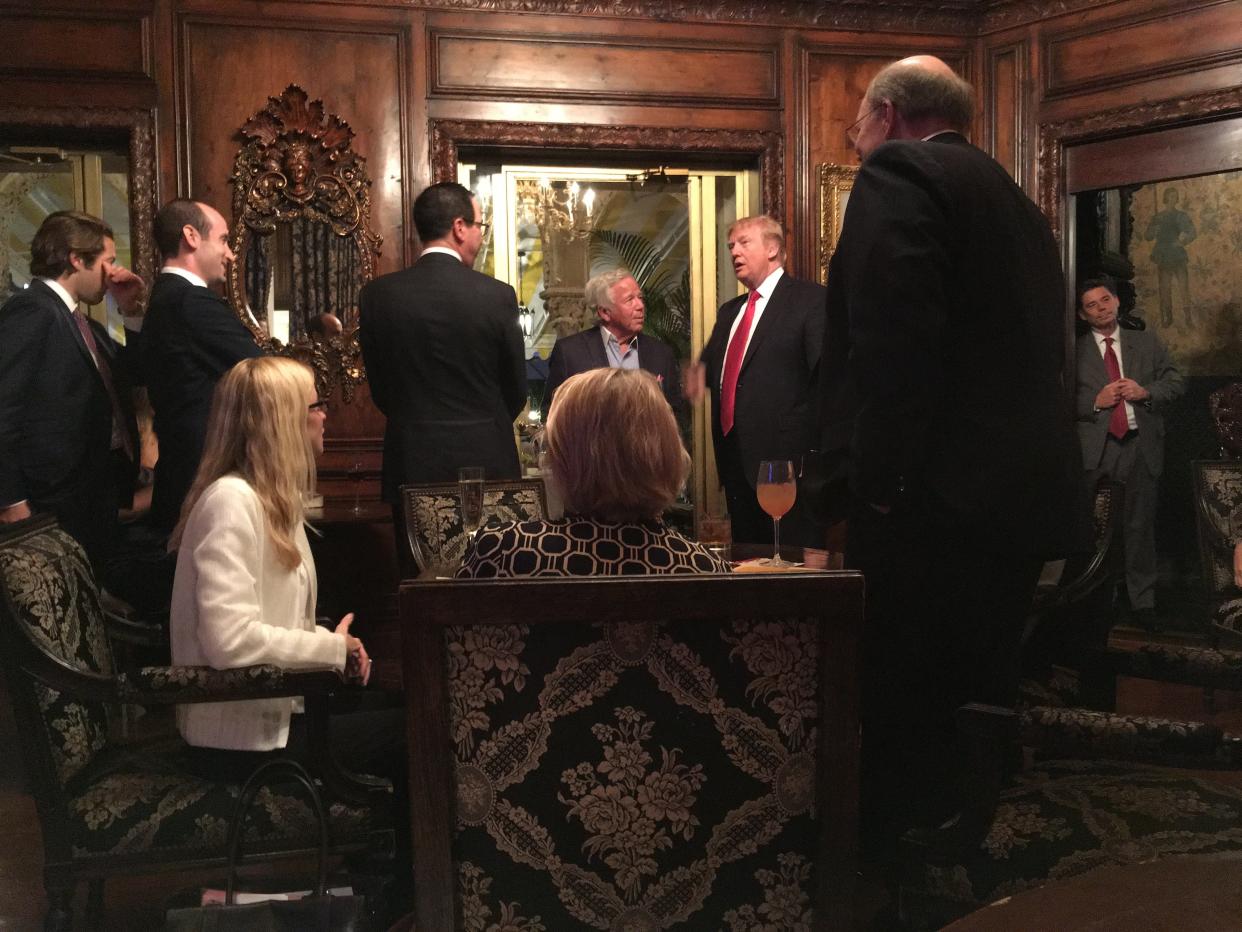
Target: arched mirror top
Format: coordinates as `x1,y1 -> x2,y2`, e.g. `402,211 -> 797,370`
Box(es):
227,84 -> 381,401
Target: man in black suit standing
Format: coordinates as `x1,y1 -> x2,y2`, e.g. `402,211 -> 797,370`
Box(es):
359,182 -> 527,501
1076,276 -> 1184,629
0,211 -> 145,570
818,56 -> 1079,857
544,268 -> 681,416
143,199 -> 262,533
687,215 -> 825,547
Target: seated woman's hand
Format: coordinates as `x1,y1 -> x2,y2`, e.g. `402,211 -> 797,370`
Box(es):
335,612 -> 372,685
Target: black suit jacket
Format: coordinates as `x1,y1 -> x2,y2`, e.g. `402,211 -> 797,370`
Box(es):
142,272 -> 263,531
702,272 -> 826,490
0,279 -> 139,564
359,252 -> 528,499
544,326 -> 682,415
819,133 -> 1078,555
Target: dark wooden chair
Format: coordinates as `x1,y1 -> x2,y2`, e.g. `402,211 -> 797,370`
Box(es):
900,643 -> 1242,929
0,515 -> 393,931
397,478 -> 547,576
400,573 -> 864,931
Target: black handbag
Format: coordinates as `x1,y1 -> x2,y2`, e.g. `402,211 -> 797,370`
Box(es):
165,758 -> 369,931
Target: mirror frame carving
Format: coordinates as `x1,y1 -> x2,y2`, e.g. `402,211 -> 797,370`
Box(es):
0,105 -> 157,292
227,85 -> 382,403
816,163 -> 856,285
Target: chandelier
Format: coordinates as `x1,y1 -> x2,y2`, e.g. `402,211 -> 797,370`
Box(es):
515,177 -> 596,238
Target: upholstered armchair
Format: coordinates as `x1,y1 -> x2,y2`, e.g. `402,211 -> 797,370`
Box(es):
400,573 -> 864,931
900,641 -> 1242,929
0,515 -> 393,931
398,478 -> 547,576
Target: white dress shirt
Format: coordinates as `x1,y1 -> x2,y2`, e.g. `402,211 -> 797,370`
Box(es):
1093,328 -> 1139,431
720,266 -> 784,387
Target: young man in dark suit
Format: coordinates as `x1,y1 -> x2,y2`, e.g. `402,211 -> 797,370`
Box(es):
686,215 -> 826,548
1076,276 -> 1184,629
544,268 -> 682,417
142,199 -> 262,533
0,211 -> 145,570
359,182 -> 527,501
817,56 -> 1080,859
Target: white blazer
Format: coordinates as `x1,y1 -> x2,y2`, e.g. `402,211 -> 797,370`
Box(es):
171,474 -> 346,751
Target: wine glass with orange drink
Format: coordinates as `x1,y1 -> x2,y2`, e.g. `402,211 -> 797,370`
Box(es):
756,459 -> 796,567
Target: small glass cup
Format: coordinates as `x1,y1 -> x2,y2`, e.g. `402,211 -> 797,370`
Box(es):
696,513 -> 732,564
458,466 -> 486,538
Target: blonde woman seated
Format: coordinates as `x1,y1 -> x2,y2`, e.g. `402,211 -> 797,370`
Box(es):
170,356 -> 403,784
458,367 -> 729,577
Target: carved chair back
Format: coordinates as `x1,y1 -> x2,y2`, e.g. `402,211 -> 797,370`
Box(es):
399,479 -> 547,576
400,573 -> 864,931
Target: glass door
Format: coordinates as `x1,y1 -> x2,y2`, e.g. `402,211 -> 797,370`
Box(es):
458,161 -> 758,525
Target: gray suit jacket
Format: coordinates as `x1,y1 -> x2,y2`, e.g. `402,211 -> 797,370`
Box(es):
1075,326 -> 1184,475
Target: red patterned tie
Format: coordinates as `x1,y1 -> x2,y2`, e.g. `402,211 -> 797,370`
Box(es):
1102,336 -> 1129,441
720,290 -> 759,435
74,310 -> 134,459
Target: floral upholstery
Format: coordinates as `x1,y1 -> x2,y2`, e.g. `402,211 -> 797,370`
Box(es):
0,525 -> 113,786
1021,706 -> 1242,767
913,759 -> 1242,915
1194,460 -> 1242,593
402,480 -> 547,572
64,738 -> 380,859
443,617 -> 823,929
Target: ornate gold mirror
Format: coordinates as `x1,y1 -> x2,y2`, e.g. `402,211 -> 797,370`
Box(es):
227,85 -> 381,401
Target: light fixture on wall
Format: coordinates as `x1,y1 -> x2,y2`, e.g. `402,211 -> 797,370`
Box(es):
516,177 -> 596,239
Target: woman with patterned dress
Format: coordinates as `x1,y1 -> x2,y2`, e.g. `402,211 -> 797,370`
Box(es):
458,367 -> 729,578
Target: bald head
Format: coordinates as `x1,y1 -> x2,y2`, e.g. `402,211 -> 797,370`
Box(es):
853,54 -> 974,157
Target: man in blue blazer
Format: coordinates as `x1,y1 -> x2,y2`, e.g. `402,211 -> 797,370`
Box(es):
360,182 -> 527,499
1076,276 -> 1184,629
688,215 -> 826,548
544,268 -> 682,417
0,211 -> 145,569
143,199 -> 262,533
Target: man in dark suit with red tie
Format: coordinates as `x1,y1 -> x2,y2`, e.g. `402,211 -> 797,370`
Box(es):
360,182 -> 527,500
687,215 -> 826,547
1076,277 -> 1184,630
143,199 -> 263,532
818,55 -> 1079,859
0,211 -> 145,570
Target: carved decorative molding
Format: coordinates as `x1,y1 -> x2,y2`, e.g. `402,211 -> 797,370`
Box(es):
431,119 -> 785,224
1036,86 -> 1242,232
228,85 -> 382,403
0,106 -> 157,295
979,0 -> 1112,34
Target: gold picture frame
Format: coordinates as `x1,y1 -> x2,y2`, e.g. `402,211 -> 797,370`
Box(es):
817,163 -> 858,285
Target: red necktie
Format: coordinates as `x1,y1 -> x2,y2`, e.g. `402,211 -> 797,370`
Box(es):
720,290 -> 759,435
1102,336 -> 1129,440
74,310 -> 134,459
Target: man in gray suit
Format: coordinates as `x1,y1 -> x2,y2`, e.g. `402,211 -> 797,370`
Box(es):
1077,276 -> 1185,629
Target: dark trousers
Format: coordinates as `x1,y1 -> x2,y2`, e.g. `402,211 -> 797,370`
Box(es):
1085,432 -> 1158,611
846,499 -> 1042,864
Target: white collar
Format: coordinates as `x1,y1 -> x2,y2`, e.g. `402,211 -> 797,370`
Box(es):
161,265 -> 208,288
751,265 -> 784,298
420,246 -> 463,262
38,278 -> 78,313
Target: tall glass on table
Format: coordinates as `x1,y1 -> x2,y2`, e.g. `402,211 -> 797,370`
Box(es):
458,467 -> 486,542
756,460 -> 796,567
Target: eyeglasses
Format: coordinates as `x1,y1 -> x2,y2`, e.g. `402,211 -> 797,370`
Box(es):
845,105 -> 881,144
308,400 -> 329,413
466,219 -> 491,234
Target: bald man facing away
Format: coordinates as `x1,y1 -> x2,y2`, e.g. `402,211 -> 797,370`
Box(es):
817,55 -> 1079,864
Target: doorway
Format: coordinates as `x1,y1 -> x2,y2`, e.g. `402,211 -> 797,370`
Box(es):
458,160 -> 761,523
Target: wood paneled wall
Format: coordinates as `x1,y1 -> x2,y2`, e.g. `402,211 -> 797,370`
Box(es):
4,0 -> 1242,453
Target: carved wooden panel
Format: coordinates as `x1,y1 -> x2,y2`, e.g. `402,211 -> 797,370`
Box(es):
431,31 -> 779,106
986,41 -> 1024,186
2,11 -> 150,81
1044,2 -> 1242,99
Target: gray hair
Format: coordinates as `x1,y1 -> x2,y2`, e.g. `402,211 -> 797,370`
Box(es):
584,268 -> 634,314
866,62 -> 973,132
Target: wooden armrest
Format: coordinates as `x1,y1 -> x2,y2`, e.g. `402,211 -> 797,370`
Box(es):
116,665 -> 342,705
